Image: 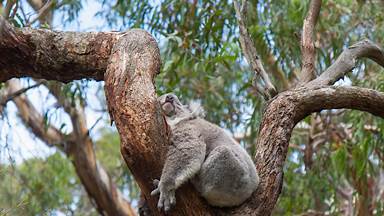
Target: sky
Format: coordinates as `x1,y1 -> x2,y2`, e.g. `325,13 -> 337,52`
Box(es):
0,0 -> 113,164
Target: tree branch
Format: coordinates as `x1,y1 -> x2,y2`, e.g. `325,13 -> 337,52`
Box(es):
307,39 -> 384,87
233,0 -> 277,100
0,81 -> 43,107
6,79 -> 136,216
5,79 -> 66,149
104,29 -> 216,215
3,0 -> 16,19
0,16 -> 120,82
26,0 -> 54,26
299,0 -> 322,83
229,85 -> 384,215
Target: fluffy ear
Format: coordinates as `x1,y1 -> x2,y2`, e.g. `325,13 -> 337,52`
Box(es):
188,101 -> 206,118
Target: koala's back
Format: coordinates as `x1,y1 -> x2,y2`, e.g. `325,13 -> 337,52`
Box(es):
178,118 -> 259,207
183,118 -> 245,154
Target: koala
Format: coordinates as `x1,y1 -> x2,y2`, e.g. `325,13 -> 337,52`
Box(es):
151,93 -> 259,211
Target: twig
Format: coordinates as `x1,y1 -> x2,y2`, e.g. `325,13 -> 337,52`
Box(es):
233,0 -> 277,100
88,116 -> 103,134
3,0 -> 16,18
0,81 -> 44,107
299,0 -> 322,83
9,0 -> 18,19
26,0 -> 54,26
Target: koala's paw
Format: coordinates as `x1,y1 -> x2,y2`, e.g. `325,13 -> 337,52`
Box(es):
150,179 -> 176,212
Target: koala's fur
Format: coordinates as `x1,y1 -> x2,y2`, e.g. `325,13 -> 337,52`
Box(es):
151,93 -> 259,211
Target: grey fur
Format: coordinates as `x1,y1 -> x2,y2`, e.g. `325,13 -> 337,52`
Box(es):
152,93 -> 259,211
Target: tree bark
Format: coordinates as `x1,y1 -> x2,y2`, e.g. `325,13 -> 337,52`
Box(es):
299,0 -> 322,83
0,16 -> 119,82
104,29 -> 214,216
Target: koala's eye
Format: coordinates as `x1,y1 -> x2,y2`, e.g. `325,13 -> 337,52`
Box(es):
165,95 -> 174,102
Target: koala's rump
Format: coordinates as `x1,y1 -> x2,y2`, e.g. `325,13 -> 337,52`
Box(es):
190,122 -> 258,207
183,118 -> 258,207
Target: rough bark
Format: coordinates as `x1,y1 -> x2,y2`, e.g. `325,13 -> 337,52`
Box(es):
227,86 -> 384,215
0,16 -> 119,82
299,0 -> 322,83
104,29 -> 214,216
5,80 -> 136,216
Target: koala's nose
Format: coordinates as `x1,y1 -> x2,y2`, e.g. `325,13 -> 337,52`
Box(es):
165,95 -> 174,102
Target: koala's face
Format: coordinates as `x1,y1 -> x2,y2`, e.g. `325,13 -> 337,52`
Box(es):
158,93 -> 183,117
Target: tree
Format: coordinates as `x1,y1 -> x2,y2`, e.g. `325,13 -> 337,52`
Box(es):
1,0 -> 384,215
1,0 -> 135,215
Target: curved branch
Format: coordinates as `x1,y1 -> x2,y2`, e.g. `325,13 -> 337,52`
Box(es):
0,16 -> 120,82
230,85 -> 384,215
300,0 -> 322,83
104,29 -> 215,215
307,39 -> 384,88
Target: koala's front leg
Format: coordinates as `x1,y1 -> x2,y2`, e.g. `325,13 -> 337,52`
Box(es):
151,128 -> 206,211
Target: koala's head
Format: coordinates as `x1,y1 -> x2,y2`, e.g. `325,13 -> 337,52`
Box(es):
157,93 -> 185,117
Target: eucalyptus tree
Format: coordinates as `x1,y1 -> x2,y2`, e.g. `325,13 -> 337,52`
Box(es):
1,0 -> 384,215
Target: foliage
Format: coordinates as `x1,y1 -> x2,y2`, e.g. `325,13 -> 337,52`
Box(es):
0,153 -> 78,215
95,129 -> 140,201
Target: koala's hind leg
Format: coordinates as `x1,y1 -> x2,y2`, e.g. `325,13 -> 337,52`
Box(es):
192,145 -> 255,207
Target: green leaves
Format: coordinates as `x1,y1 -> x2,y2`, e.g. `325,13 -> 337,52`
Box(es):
331,145 -> 347,177
0,153 -> 77,215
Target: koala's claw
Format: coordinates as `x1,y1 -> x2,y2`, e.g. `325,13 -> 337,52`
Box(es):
151,179 -> 160,196
153,179 -> 160,187
151,180 -> 176,212
157,190 -> 176,212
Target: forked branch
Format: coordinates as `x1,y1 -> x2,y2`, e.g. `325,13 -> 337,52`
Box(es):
233,85 -> 384,215
233,0 -> 277,100
300,0 -> 322,83
307,39 -> 384,87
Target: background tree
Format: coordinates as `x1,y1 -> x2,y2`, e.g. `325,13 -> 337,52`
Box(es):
0,0 -> 384,215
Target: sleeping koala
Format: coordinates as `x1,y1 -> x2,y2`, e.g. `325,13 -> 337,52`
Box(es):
151,93 -> 259,211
